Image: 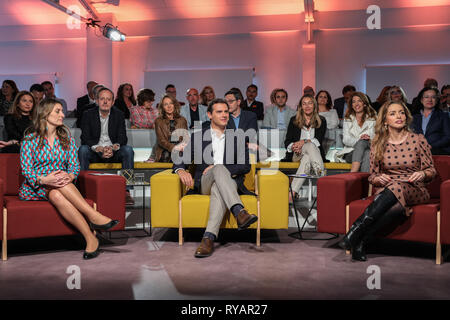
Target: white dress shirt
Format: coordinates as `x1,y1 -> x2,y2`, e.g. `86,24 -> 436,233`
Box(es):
211,127 -> 225,165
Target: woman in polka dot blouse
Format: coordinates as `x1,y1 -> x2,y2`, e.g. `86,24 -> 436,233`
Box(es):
20,99 -> 119,260
340,100 -> 436,261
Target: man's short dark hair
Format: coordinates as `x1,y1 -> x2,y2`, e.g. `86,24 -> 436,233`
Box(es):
41,81 -> 53,87
87,81 -> 97,89
247,84 -> 258,91
165,84 -> 175,91
225,89 -> 243,102
30,83 -> 44,92
207,98 -> 229,113
342,85 -> 356,95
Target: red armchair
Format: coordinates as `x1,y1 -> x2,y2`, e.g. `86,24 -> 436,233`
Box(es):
317,155 -> 450,264
0,153 -> 126,261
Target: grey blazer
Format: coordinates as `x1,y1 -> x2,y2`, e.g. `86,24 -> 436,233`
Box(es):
180,104 -> 208,129
262,105 -> 297,129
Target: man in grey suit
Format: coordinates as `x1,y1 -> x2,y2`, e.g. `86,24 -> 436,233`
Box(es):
262,88 -> 296,129
180,88 -> 208,129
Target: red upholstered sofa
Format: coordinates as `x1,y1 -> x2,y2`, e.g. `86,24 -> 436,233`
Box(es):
0,153 -> 126,260
317,155 -> 450,264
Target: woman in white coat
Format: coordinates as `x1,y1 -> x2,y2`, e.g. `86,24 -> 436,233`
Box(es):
335,92 -> 377,172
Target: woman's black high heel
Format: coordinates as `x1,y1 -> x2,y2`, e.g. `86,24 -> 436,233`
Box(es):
83,240 -> 100,260
89,219 -> 119,231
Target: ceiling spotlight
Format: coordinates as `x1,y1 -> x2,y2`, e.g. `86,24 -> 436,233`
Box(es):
102,23 -> 126,42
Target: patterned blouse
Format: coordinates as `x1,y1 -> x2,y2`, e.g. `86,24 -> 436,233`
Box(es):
19,133 -> 80,201
130,105 -> 159,129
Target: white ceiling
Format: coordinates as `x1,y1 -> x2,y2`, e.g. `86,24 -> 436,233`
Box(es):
0,0 -> 447,26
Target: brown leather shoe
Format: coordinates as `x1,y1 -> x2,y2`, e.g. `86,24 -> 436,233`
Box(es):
125,192 -> 135,206
236,209 -> 258,230
194,237 -> 214,258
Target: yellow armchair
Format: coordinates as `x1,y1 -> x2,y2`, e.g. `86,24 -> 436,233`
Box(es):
150,166 -> 289,246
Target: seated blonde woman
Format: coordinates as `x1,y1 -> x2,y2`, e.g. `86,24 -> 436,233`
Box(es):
335,92 -> 377,172
283,94 -> 327,199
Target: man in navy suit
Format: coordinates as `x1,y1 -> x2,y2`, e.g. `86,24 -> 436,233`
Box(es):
173,98 -> 258,258
334,85 -> 356,119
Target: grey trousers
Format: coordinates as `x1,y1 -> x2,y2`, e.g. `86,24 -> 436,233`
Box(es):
344,139 -> 371,172
201,165 -> 243,237
292,142 -> 324,194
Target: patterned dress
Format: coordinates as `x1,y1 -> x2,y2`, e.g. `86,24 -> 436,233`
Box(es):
19,134 -> 80,200
368,133 -> 437,214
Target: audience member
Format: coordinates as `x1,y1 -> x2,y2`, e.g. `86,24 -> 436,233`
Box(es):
284,95 -> 327,199
41,81 -> 68,116
165,84 -> 185,106
316,90 -> 339,157
29,84 -> 45,106
114,83 -> 136,119
411,78 -> 439,115
78,87 -> 135,204
225,89 -> 258,133
334,85 -> 356,119
20,98 -> 118,260
371,86 -> 392,112
241,84 -> 264,120
387,85 -> 412,112
154,94 -> 188,162
340,100 -> 436,261
180,88 -> 208,129
335,92 -> 377,172
76,84 -> 104,128
0,91 -> 35,153
411,87 -> 450,155
303,86 -> 315,96
262,88 -> 296,129
130,89 -> 158,129
0,80 -> 19,116
440,84 -> 450,113
173,98 -> 258,258
200,86 -> 216,107
76,81 -> 97,117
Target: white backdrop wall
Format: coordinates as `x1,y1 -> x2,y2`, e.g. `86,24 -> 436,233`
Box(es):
0,39 -> 86,111
119,31 -> 303,109
315,27 -> 450,103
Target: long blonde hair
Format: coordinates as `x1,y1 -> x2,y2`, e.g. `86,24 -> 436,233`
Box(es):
294,95 -> 322,129
24,98 -> 71,150
372,101 -> 413,162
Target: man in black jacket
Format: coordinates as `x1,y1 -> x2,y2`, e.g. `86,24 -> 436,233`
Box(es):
241,84 -> 264,120
334,85 -> 356,119
76,83 -> 102,128
78,87 -> 134,203
173,98 -> 258,258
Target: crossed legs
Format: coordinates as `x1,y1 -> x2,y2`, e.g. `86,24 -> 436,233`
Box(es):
47,183 -> 113,253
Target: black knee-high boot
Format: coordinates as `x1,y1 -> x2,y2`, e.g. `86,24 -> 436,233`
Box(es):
352,202 -> 406,261
339,188 -> 398,251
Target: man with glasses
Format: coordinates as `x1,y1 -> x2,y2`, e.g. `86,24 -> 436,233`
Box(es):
165,84 -> 185,106
180,88 -> 207,129
262,88 -> 296,129
242,84 -> 264,120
